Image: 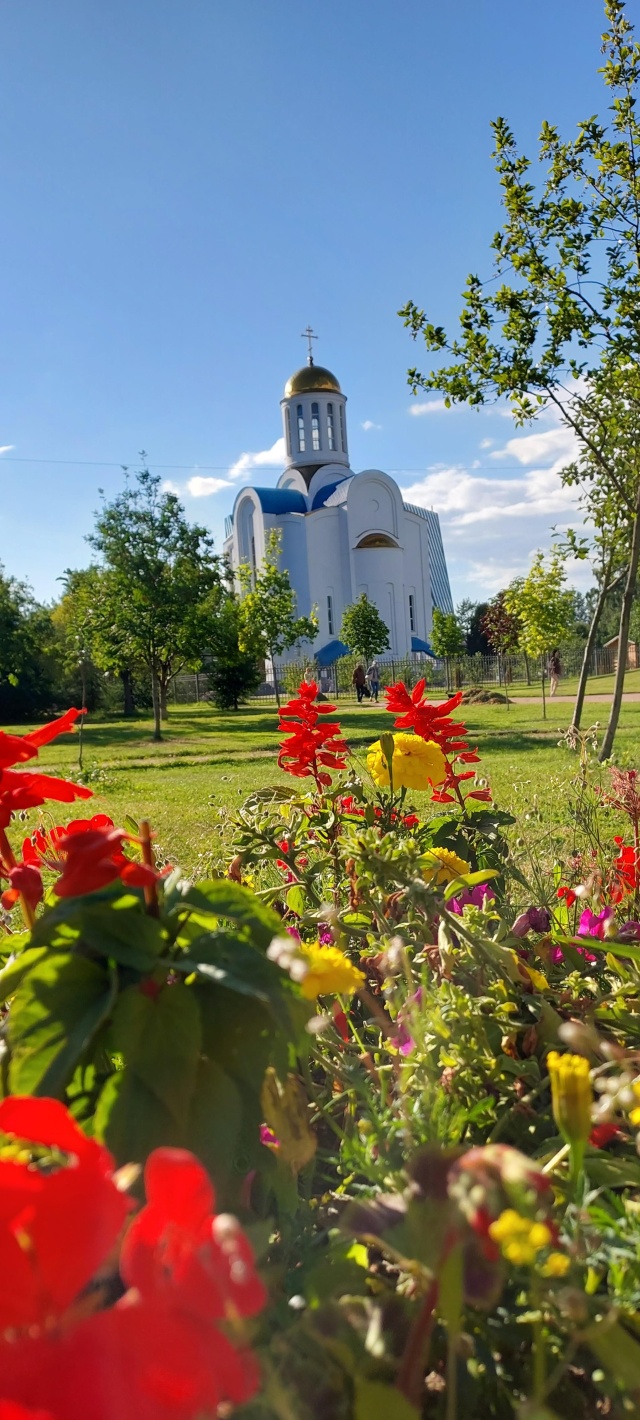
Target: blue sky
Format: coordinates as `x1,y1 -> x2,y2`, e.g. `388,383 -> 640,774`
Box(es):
1,0 -> 608,605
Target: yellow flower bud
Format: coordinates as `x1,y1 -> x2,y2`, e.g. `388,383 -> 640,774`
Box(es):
547,1051 -> 593,1148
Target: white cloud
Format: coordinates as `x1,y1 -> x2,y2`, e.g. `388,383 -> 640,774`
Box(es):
408,397 -> 450,416
479,437 -> 493,450
361,420 -> 382,431
161,479 -> 182,495
227,437 -> 285,482
491,424 -> 578,466
0,445 -> 14,456
187,475 -> 233,498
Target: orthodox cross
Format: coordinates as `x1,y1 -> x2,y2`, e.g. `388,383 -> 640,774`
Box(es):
301,325 -> 318,364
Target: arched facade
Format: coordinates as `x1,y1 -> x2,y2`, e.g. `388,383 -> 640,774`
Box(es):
224,354 -> 453,663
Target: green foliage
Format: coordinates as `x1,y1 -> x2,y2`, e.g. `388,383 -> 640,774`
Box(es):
399,0 -> 640,758
482,590 -> 522,655
505,553 -> 574,660
0,565 -> 56,719
430,606 -> 465,658
206,587 -> 261,710
89,463 -> 222,739
1,875 -> 306,1207
238,531 -> 317,699
340,593 -> 390,664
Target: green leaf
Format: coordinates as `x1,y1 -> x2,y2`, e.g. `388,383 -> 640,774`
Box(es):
443,869 -> 499,900
0,947 -> 50,1003
94,1068 -> 179,1164
31,895 -> 166,973
109,982 -> 202,1125
586,1318 -> 640,1390
185,1058 -> 243,1206
8,954 -> 116,1097
354,1380 -> 418,1420
168,879 -> 280,949
176,928 -> 301,1023
286,885 -> 306,916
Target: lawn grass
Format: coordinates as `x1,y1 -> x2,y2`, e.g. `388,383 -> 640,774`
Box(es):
5,691 -> 640,876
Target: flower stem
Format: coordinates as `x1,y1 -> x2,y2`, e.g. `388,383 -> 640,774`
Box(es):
397,1277 -> 438,1407
139,820 -> 159,917
0,826 -> 35,932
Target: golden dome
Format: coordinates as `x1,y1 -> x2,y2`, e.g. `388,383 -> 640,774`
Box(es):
284,363 -> 341,397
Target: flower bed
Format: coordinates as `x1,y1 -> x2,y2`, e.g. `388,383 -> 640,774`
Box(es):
1,689 -> 640,1416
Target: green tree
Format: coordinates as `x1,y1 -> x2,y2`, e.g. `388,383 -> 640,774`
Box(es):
0,567 -> 55,721
207,588 -> 261,711
237,531 -> 317,707
89,464 -> 221,740
340,593 -> 390,669
430,608 -> 465,691
399,0 -> 640,759
504,553 -> 574,717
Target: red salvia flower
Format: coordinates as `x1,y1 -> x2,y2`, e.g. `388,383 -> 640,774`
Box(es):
278,681 -> 348,791
385,679 -> 491,808
609,838 -> 640,903
0,861 -> 43,913
0,710 -> 92,829
557,885 -> 577,909
121,1147 -> 267,1324
0,1107 -> 265,1420
0,1096 -> 128,1332
36,819 -> 162,899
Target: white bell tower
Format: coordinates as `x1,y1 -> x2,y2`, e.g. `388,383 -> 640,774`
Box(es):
280,327 -> 349,486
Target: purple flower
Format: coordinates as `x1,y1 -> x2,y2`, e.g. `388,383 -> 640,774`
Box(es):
449,884 -> 495,916
618,920 -> 640,941
318,925 -> 334,945
393,987 -> 424,1056
512,906 -> 551,938
577,905 -> 614,942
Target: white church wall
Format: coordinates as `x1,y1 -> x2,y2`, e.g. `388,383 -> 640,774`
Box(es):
305,508 -> 346,640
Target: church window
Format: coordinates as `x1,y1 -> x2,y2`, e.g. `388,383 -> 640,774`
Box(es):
297,405 -> 306,452
327,594 -> 334,635
311,402 -> 321,451
327,404 -> 336,450
409,593 -> 416,632
339,404 -> 346,451
285,406 -> 292,456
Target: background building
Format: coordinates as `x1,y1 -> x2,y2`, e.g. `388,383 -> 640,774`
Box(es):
223,349 -> 453,664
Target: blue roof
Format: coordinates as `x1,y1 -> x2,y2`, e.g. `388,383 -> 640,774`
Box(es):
253,488 -> 307,515
310,480 -> 341,510
411,635 -> 436,656
315,639 -> 350,666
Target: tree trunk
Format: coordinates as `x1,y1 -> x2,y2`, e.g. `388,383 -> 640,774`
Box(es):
270,649 -> 281,709
122,668 -> 136,717
571,562 -> 616,732
151,670 -> 162,742
541,660 -> 546,720
524,652 -> 531,686
600,489 -> 640,761
160,677 -> 169,722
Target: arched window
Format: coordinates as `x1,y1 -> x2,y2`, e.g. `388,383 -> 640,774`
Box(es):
339,404 -> 346,452
409,593 -> 416,632
284,406 -> 292,456
311,402 -> 321,452
327,594 -> 334,635
297,404 -> 306,452
327,403 -> 336,450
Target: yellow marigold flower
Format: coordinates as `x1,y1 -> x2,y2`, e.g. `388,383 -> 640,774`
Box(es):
489,1209 -> 552,1267
547,1051 -> 593,1148
367,733 -> 446,792
299,943 -> 365,1000
541,1252 -> 571,1277
422,845 -> 471,884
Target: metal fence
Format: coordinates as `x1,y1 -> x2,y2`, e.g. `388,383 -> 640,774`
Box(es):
170,642 -> 638,706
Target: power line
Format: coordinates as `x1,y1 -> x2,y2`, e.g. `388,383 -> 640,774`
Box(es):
0,455 -> 553,475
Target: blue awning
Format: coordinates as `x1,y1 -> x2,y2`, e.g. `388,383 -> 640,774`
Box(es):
411,635 -> 436,656
315,639 -> 350,666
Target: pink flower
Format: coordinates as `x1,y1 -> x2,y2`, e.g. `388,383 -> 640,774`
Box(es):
449,884 -> 494,916
577,905 -> 614,941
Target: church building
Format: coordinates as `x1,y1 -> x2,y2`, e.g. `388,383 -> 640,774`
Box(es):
223,339 -> 452,665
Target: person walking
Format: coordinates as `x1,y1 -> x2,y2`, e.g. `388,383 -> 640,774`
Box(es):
548,648 -> 562,697
352,663 -> 366,703
367,660 -> 380,702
